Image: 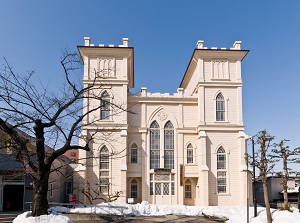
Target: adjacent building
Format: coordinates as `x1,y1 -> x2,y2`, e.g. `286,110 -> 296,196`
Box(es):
0,127 -> 72,211
75,37 -> 250,206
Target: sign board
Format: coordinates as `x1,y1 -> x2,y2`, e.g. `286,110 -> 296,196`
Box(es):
69,194 -> 76,204
154,168 -> 171,173
128,198 -> 134,204
180,164 -> 184,186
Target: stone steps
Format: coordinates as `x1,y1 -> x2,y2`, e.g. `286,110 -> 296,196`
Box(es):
0,212 -> 21,223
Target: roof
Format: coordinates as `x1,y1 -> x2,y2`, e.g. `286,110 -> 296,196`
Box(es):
0,154 -> 23,170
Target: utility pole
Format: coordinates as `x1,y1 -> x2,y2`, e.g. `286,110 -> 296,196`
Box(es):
252,137 -> 257,217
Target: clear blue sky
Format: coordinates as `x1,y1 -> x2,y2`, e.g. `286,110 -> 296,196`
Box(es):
1,1 -> 300,170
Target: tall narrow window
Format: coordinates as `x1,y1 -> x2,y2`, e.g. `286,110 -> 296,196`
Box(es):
185,179 -> 192,198
99,146 -> 109,193
150,121 -> 160,169
130,179 -> 137,198
130,143 -> 138,164
155,183 -> 161,195
216,93 -> 225,121
100,91 -> 110,120
50,183 -> 53,198
217,147 -> 227,193
217,147 -> 226,170
187,143 -> 193,164
164,121 -> 174,169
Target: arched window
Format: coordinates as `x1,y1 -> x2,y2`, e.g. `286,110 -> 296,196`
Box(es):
217,147 -> 227,193
100,91 -> 110,120
99,146 -> 109,193
217,147 -> 226,169
216,93 -> 225,121
185,179 -> 192,198
130,143 -> 138,164
164,121 -> 174,169
150,121 -> 160,169
130,179 -> 137,198
187,143 -> 193,164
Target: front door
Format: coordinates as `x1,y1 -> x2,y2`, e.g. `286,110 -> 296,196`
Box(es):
150,173 -> 175,205
154,182 -> 171,204
3,185 -> 24,211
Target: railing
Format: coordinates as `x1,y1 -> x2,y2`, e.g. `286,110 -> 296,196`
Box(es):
276,202 -> 299,209
25,202 -> 128,216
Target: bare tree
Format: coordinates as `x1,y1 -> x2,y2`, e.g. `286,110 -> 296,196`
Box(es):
251,130 -> 277,223
80,180 -> 123,205
272,140 -> 300,210
0,50 -> 127,216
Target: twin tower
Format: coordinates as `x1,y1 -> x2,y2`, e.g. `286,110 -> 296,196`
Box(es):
74,37 -> 250,206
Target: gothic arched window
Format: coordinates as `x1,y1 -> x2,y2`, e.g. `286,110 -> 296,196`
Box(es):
150,121 -> 160,169
217,147 -> 227,193
164,121 -> 174,169
100,91 -> 110,120
187,143 -> 194,164
216,93 -> 225,121
185,179 -> 192,198
99,146 -> 109,193
130,143 -> 138,164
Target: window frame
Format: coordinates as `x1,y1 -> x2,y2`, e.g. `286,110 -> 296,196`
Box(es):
50,183 -> 53,198
216,146 -> 227,194
216,93 -> 225,122
164,121 -> 174,169
130,143 -> 138,164
99,146 -> 110,193
185,179 -> 192,199
66,181 -> 73,195
150,121 -> 160,169
186,143 -> 194,164
130,179 -> 138,198
100,91 -> 110,120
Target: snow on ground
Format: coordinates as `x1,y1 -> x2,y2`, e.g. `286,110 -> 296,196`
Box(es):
14,201 -> 300,223
13,211 -> 72,223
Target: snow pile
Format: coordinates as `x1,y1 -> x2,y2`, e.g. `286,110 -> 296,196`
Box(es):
15,202 -> 300,223
13,211 -> 72,223
133,201 -> 201,216
281,186 -> 299,193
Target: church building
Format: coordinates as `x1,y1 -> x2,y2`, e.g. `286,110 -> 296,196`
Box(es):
75,37 -> 250,206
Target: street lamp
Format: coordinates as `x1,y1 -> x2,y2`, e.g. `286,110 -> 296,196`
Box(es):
245,135 -> 251,223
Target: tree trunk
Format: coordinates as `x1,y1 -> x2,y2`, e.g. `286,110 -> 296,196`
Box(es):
31,119 -> 50,216
298,187 -> 300,210
262,176 -> 272,223
282,152 -> 289,210
31,171 -> 50,216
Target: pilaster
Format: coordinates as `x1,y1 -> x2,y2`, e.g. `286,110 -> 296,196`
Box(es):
177,133 -> 184,205
198,86 -> 205,125
198,130 -> 209,206
120,130 -> 128,202
141,130 -> 148,201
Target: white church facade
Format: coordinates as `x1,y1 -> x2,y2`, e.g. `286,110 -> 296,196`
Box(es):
75,37 -> 250,206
